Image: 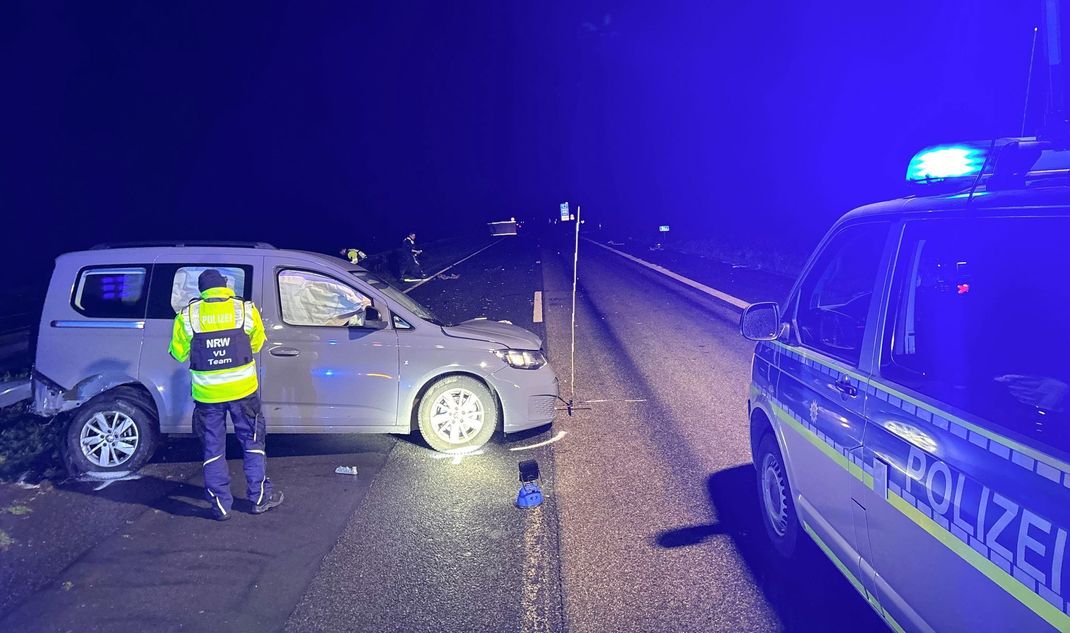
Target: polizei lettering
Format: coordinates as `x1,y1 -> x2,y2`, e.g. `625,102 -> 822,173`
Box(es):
902,446 -> 1068,595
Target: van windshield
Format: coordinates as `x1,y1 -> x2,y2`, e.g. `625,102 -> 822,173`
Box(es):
351,271 -> 446,326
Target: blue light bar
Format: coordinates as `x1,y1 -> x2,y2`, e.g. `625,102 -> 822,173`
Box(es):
906,144 -> 988,183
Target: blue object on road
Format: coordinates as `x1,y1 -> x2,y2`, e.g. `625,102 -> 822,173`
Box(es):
516,482 -> 543,509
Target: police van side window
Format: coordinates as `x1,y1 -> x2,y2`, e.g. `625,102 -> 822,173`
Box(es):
278,269 -> 372,327
145,264 -> 254,319
794,222 -> 888,365
71,266 -> 149,319
881,216 -> 1070,455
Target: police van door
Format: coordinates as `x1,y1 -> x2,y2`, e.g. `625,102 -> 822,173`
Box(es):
776,221 -> 891,584
260,263 -> 400,430
861,215 -> 1070,633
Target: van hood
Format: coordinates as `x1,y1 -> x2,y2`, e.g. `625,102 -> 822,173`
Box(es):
442,318 -> 542,349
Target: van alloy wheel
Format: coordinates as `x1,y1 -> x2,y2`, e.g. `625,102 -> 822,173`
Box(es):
79,411 -> 140,468
429,388 -> 486,445
761,452 -> 789,538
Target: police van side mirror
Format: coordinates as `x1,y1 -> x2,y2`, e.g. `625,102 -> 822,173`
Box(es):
359,306 -> 389,331
740,302 -> 780,341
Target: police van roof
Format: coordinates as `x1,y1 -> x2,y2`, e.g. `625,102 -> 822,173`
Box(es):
842,183 -> 1070,224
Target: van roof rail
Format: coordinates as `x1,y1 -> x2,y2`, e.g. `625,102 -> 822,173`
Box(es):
90,241 -> 278,250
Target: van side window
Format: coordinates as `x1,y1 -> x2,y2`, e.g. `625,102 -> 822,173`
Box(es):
145,264 -> 254,319
278,269 -> 372,327
881,216 -> 1070,455
794,222 -> 888,365
71,266 -> 149,318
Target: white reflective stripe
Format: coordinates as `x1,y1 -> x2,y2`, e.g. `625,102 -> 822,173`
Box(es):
203,454 -> 225,466
243,301 -> 255,334
257,478 -> 266,505
190,301 -> 202,333
191,362 -> 257,386
207,488 -> 227,516
180,307 -> 195,337
246,449 -> 265,456
232,300 -> 245,330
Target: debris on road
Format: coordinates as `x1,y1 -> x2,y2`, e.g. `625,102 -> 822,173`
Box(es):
437,273 -> 460,280
334,466 -> 359,476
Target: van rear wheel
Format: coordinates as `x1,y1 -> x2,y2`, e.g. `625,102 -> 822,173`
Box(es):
417,376 -> 498,453
756,432 -> 799,558
64,393 -> 159,475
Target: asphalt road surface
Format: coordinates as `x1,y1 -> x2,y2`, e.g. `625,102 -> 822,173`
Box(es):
0,232 -> 886,632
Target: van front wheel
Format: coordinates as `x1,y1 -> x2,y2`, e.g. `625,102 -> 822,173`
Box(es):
756,432 -> 799,558
64,394 -> 158,475
417,376 -> 498,453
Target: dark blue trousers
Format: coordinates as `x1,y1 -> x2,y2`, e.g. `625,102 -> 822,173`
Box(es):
192,394 -> 273,516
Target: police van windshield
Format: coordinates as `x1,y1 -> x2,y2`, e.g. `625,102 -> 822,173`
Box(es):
351,271 -> 446,326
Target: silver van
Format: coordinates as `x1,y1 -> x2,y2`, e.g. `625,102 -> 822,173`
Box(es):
740,139 -> 1070,632
30,242 -> 558,473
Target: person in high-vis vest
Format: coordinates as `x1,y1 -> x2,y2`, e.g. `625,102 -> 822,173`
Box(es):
168,269 -> 284,521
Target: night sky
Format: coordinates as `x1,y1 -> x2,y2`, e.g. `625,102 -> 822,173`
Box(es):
0,2 -> 1044,286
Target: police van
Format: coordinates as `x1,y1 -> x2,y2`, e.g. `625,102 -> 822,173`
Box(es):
741,139 -> 1070,632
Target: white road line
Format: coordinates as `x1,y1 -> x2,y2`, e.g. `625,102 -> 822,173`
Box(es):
585,239 -> 751,310
532,290 -> 543,323
402,239 -> 503,294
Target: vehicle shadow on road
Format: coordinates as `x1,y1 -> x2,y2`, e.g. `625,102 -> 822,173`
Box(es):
57,474 -> 208,518
156,433 -> 396,464
655,465 -> 887,632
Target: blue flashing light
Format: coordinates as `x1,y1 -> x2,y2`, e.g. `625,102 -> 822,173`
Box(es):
906,144 -> 987,183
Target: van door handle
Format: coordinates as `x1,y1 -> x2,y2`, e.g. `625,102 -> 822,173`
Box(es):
834,375 -> 859,397
270,347 -> 300,357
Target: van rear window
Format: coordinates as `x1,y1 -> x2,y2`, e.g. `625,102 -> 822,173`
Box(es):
71,266 -> 149,319
881,215 -> 1070,455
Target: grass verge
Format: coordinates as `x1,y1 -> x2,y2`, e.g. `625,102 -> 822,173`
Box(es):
0,400 -> 64,482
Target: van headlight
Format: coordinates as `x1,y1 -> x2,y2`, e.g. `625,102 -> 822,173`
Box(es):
493,349 -> 547,370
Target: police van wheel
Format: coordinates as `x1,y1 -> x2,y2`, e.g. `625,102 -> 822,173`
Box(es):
756,433 -> 799,558
417,376 -> 498,454
64,394 -> 159,476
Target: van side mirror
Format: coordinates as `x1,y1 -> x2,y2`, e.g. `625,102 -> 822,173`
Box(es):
740,302 -> 781,341
360,306 -> 389,330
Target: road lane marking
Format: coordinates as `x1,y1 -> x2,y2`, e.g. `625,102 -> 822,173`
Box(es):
519,505 -> 552,633
533,290 -> 543,323
402,239 -> 503,294
584,239 -> 751,310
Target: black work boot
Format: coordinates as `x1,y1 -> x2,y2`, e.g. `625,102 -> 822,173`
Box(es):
252,490 -> 284,514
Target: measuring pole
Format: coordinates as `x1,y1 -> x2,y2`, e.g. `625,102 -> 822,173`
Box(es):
569,205 -> 581,401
